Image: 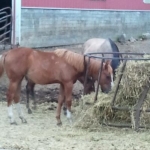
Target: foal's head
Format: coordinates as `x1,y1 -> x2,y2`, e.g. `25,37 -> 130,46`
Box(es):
100,60 -> 114,93
84,77 -> 95,94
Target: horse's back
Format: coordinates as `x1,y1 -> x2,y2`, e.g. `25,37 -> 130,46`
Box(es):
83,38 -> 121,77
84,38 -> 113,60
5,47 -> 32,72
27,49 -> 78,84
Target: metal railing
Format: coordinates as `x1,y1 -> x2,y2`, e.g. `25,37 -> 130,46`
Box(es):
83,52 -> 150,131
0,7 -> 12,45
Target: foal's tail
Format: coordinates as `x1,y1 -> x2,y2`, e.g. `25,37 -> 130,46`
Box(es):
0,53 -> 7,78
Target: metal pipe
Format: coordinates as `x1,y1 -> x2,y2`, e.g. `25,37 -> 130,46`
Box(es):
83,56 -> 91,95
0,7 -> 11,13
0,14 -> 11,21
0,37 -> 9,44
111,106 -> 150,112
0,30 -> 10,40
134,81 -> 150,131
0,19 -> 7,24
94,59 -> 104,102
83,56 -> 150,61
84,52 -> 150,55
101,122 -> 150,129
0,7 -> 12,45
111,59 -> 127,106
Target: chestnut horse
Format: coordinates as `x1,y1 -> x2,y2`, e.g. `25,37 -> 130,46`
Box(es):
84,38 -> 122,79
0,47 -> 113,125
25,49 -> 113,114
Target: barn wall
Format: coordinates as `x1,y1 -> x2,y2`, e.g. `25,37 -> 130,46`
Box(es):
21,9 -> 150,47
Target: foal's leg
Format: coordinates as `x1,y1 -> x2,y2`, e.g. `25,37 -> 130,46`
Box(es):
64,82 -> 73,124
14,82 -> 27,123
7,81 -> 19,125
63,102 -> 67,116
56,84 -> 65,126
26,81 -> 35,114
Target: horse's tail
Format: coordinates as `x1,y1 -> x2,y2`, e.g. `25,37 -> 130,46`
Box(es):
0,52 -> 7,78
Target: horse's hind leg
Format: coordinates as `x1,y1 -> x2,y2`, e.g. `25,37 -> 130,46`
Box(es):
14,82 -> 27,124
7,81 -> 19,125
26,81 -> 35,114
26,82 -> 32,114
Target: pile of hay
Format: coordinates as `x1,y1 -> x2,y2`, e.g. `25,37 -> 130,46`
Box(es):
74,55 -> 150,129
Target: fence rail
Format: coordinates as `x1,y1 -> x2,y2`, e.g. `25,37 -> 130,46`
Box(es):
0,7 -> 12,46
83,52 -> 150,131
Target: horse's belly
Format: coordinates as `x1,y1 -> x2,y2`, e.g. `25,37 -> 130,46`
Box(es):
27,67 -> 58,85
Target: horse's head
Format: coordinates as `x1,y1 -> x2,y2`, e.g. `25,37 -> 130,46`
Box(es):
100,60 -> 114,93
84,77 -> 95,94
78,76 -> 95,94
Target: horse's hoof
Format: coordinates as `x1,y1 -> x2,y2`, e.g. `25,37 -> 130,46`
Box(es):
10,121 -> 17,125
64,111 -> 67,116
28,109 -> 32,114
22,119 -> 27,124
57,122 -> 62,126
32,106 -> 37,110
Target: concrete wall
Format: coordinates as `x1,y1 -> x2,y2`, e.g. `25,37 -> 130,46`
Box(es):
21,8 -> 150,47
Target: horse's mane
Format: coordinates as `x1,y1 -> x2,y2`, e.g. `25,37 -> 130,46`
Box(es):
54,49 -> 104,76
54,49 -> 85,72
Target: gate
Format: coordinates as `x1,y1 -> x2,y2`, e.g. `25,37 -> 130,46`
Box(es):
0,7 -> 12,49
83,52 -> 150,131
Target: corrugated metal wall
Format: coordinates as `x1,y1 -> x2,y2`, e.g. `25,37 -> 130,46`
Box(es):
22,0 -> 150,10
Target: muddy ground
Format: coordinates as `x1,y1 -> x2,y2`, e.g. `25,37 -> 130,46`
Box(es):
0,39 -> 150,150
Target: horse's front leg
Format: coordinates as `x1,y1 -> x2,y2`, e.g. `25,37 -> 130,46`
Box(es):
64,82 -> 73,124
63,102 -> 67,116
56,84 -> 65,126
26,82 -> 32,114
26,81 -> 35,113
30,84 -> 36,110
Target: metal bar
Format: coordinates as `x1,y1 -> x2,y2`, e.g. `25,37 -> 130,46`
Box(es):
0,12 -> 8,43
84,52 -> 150,55
83,55 -> 87,95
0,37 -> 9,44
0,22 -> 11,31
83,57 -> 91,95
0,7 -> 12,45
9,8 -> 12,44
0,7 -> 11,13
83,56 -> 150,61
4,15 -> 8,43
101,122 -> 150,129
0,30 -> 10,40
0,14 -> 11,21
0,19 -> 7,24
111,106 -> 150,112
0,12 -> 7,19
94,59 -> 104,102
111,59 -> 127,106
134,81 -> 150,131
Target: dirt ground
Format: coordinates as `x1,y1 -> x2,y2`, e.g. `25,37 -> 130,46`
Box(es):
0,39 -> 150,150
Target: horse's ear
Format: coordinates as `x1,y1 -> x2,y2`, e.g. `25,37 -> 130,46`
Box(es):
103,60 -> 111,70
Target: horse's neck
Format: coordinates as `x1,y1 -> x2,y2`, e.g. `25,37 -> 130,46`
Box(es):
88,59 -> 101,79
